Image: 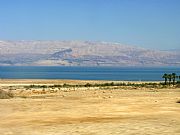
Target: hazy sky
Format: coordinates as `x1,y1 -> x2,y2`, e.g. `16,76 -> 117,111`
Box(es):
0,0 -> 180,50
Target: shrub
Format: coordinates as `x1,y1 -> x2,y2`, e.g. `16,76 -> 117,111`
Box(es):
176,82 -> 180,88
110,82 -> 114,86
84,83 -> 92,87
63,83 -> 71,87
176,100 -> 180,103
0,90 -> 14,99
53,84 -> 62,88
24,85 -> 48,89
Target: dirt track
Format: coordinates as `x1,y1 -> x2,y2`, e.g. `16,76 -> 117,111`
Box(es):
0,80 -> 180,135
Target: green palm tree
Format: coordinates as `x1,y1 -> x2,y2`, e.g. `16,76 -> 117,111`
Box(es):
175,75 -> 179,83
172,73 -> 176,85
167,74 -> 172,85
162,73 -> 168,85
178,75 -> 180,83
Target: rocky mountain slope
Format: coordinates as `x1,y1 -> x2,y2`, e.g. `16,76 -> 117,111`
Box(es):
0,40 -> 179,66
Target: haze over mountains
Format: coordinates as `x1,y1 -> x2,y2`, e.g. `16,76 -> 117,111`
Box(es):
0,40 -> 179,66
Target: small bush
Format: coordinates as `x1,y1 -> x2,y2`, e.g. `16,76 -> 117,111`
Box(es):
24,85 -> 48,89
109,82 -> 114,86
176,83 -> 180,88
84,83 -> 92,87
63,83 -> 71,87
0,90 -> 14,99
176,100 -> 180,103
53,84 -> 62,88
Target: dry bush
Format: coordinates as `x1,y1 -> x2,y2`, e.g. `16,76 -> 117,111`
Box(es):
0,90 -> 14,99
176,100 -> 180,103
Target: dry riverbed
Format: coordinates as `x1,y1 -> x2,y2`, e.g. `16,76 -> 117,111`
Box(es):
0,80 -> 180,135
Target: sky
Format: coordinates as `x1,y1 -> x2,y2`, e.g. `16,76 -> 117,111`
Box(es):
0,0 -> 180,50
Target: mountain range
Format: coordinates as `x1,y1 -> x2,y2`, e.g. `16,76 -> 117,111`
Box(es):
0,40 -> 179,66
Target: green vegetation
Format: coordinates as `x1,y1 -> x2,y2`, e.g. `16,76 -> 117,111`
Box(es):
24,84 -> 48,89
21,73 -> 180,90
24,82 -> 168,89
162,73 -> 168,85
162,73 -> 180,86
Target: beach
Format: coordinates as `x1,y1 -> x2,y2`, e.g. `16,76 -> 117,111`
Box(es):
0,79 -> 180,135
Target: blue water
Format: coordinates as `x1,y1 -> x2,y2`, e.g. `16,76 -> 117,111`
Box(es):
0,66 -> 179,81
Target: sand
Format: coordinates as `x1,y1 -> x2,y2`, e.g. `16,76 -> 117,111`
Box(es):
0,79 -> 180,135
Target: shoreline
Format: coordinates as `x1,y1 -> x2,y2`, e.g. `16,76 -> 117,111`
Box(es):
0,79 -> 162,86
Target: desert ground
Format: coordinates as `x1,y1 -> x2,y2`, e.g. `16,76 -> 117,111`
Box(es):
0,79 -> 180,135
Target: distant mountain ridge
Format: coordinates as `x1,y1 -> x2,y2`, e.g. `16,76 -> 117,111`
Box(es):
0,40 -> 179,66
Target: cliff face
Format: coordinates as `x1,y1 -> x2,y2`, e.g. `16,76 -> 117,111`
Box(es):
0,40 -> 179,66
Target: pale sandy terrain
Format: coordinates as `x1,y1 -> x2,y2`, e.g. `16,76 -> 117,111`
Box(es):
0,80 -> 180,135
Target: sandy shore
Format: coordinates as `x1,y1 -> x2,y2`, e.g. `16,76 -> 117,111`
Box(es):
0,79 -> 180,135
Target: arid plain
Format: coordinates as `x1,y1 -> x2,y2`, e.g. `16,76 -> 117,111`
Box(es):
0,79 -> 180,135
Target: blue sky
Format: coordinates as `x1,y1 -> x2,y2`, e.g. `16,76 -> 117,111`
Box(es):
0,0 -> 180,50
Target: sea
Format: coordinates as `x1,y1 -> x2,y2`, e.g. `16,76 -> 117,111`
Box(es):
0,66 -> 180,81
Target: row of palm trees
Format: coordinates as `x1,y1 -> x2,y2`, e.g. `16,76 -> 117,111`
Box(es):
162,73 -> 180,85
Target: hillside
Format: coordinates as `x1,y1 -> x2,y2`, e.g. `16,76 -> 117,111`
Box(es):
0,40 -> 179,66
